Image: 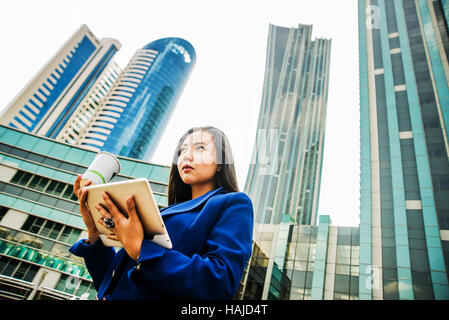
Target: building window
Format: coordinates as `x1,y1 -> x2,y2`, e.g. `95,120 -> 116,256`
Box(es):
21,216 -> 45,234
0,142 -> 86,175
28,176 -> 50,192
0,206 -> 8,221
9,170 -> 78,202
54,274 -> 95,299
0,256 -> 39,282
21,216 -> 81,245
10,171 -> 33,186
46,181 -> 66,196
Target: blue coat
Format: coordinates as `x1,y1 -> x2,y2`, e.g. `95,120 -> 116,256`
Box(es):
69,187 -> 254,300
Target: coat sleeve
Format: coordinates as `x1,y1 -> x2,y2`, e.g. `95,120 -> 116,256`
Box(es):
69,238 -> 116,291
129,192 -> 254,299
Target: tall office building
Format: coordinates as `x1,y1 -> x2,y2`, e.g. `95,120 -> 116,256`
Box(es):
77,38 -> 196,161
244,24 -> 331,226
0,26 -> 196,163
0,125 -> 170,300
240,24 -> 332,300
0,25 -> 122,138
239,215 -> 361,300
241,0 -> 449,300
358,0 -> 449,299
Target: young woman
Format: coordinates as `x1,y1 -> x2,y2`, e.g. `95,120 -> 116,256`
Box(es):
70,126 -> 254,300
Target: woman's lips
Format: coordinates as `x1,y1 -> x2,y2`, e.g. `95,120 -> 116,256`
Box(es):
182,164 -> 194,172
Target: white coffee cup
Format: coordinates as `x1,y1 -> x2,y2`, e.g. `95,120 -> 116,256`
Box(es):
80,151 -> 121,186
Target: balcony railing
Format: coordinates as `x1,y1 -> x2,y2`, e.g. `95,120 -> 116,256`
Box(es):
0,274 -> 82,300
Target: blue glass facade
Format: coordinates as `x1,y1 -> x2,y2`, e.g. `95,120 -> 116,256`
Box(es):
82,38 -> 196,161
244,24 -> 331,226
240,24 -> 333,300
240,216 -> 361,300
0,25 -> 121,139
241,0 -> 449,300
9,36 -> 97,132
1,27 -> 196,164
0,125 -> 170,299
358,0 -> 449,299
46,45 -> 118,138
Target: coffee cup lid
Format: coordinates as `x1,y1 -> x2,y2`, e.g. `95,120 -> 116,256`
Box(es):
96,151 -> 121,173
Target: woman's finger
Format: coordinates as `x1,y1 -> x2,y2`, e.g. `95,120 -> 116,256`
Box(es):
102,192 -> 122,220
80,189 -> 89,210
106,233 -> 119,241
97,217 -> 109,229
77,180 -> 92,200
126,196 -> 138,220
75,175 -> 82,200
74,174 -> 81,191
83,180 -> 93,190
95,204 -> 111,219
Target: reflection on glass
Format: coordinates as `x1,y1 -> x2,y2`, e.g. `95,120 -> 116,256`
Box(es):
0,239 -> 90,280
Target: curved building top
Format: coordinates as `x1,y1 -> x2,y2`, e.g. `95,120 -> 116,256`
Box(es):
80,37 -> 197,161
143,37 -> 196,65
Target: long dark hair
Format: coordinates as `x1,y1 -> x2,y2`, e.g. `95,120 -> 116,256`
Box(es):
168,126 -> 239,205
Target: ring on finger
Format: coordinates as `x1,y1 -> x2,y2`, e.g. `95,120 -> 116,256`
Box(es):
104,217 -> 115,229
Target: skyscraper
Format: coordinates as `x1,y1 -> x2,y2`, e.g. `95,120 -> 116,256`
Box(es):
0,26 -> 196,163
78,38 -> 196,161
244,24 -> 331,226
0,25 -> 122,138
240,23 -> 332,300
0,124 -> 170,300
239,215 -> 363,300
241,0 -> 449,300
359,0 -> 449,299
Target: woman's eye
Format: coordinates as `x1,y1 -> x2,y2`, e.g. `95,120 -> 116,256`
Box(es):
179,145 -> 204,154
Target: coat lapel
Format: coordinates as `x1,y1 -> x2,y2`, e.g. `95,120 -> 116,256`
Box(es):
161,187 -> 224,217
97,248 -> 127,299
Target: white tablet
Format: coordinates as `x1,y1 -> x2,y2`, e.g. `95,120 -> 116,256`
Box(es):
82,178 -> 172,249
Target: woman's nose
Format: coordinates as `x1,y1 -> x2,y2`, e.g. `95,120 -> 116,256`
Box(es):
182,147 -> 194,161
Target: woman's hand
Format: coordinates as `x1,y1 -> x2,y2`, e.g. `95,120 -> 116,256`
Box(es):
96,192 -> 144,261
74,174 -> 99,244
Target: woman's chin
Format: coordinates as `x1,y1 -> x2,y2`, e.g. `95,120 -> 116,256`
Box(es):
181,176 -> 195,184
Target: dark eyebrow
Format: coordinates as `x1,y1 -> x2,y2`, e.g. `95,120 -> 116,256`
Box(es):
181,142 -> 207,147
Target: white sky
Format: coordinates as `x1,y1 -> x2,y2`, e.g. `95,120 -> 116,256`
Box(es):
0,0 -> 360,227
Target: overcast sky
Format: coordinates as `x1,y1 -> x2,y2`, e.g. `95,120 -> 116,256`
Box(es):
0,0 -> 360,226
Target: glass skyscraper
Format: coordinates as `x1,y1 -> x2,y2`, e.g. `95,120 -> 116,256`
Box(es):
240,216 -> 361,300
240,23 -> 332,300
0,25 -> 122,139
0,26 -> 196,163
240,0 -> 449,300
358,0 -> 449,299
79,38 -> 196,161
0,125 -> 169,300
244,24 -> 332,226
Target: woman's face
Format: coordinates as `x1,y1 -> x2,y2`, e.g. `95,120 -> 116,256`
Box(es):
177,130 -> 218,187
